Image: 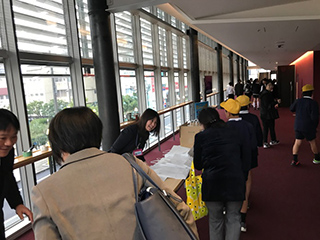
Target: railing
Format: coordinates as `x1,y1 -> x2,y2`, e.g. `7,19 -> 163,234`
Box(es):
13,100 -> 194,170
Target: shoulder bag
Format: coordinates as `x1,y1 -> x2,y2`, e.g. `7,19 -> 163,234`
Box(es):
122,153 -> 197,240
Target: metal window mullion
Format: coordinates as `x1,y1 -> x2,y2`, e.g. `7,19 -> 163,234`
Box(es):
62,0 -> 85,107
153,24 -> 164,141
132,14 -> 146,113
167,31 -> 177,133
110,13 -> 123,122
1,0 -> 35,214
177,36 -> 185,123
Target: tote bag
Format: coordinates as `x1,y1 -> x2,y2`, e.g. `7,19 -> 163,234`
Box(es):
186,162 -> 208,220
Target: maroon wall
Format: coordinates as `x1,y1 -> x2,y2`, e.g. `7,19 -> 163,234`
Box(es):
294,52 -> 314,98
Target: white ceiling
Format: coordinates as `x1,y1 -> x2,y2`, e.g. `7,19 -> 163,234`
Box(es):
108,0 -> 320,70
162,0 -> 320,70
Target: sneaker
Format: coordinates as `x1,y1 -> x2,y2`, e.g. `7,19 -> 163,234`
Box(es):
241,222 -> 247,232
263,143 -> 270,148
313,159 -> 320,164
291,160 -> 300,166
270,140 -> 280,146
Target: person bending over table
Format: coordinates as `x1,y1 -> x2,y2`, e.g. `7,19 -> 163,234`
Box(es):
109,108 -> 160,161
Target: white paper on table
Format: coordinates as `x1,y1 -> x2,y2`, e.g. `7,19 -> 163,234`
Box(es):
150,145 -> 193,181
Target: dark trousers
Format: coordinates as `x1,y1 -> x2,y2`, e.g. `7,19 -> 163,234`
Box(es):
0,210 -> 5,240
261,118 -> 276,143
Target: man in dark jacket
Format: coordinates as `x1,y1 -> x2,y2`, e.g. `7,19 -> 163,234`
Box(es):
0,109 -> 33,239
290,84 -> 320,166
259,80 -> 281,148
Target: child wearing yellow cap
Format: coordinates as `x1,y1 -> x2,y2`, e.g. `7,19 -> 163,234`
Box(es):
290,84 -> 320,166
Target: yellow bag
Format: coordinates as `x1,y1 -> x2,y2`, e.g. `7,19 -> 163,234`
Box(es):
186,162 -> 208,220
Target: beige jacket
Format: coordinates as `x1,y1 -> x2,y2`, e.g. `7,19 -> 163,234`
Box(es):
32,148 -> 198,240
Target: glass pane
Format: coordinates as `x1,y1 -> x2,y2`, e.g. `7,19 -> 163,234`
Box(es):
144,70 -> 156,110
172,33 -> 178,68
176,108 -> 181,127
83,67 -> 98,115
163,112 -> 172,136
22,64 -> 73,182
115,12 -> 135,63
120,69 -> 138,121
182,38 -> 187,69
0,64 -> 10,109
75,0 -> 92,58
157,8 -> 166,21
158,26 -> 168,67
12,0 -> 68,55
142,7 -> 151,12
140,18 -> 153,65
184,72 -> 188,101
161,71 -> 169,108
171,16 -> 177,27
185,104 -> 190,122
174,72 -> 180,104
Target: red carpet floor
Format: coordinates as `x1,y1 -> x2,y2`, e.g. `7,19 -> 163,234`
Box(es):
16,108 -> 320,239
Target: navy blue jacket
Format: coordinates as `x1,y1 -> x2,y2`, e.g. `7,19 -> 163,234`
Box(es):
227,119 -> 256,173
193,124 -> 246,202
290,97 -> 319,133
239,112 -> 263,147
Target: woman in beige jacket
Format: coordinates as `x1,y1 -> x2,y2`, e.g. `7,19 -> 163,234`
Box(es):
31,107 -> 198,240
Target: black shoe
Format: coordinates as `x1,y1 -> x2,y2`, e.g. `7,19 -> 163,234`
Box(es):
270,140 -> 280,146
291,160 -> 300,166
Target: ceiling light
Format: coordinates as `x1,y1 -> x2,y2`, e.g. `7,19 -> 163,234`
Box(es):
290,51 -> 313,65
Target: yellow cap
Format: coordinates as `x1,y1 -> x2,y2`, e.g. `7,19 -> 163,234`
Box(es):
236,95 -> 252,107
220,98 -> 241,114
302,84 -> 314,92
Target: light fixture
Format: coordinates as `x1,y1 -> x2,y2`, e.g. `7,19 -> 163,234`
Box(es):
290,51 -> 313,65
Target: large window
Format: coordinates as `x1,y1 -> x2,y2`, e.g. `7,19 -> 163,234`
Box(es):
120,69 -> 138,121
115,12 -> 135,63
22,64 -> 73,182
12,0 -> 68,55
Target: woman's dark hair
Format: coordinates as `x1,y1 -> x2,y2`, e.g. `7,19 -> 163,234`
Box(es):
198,107 -> 225,129
137,108 -> 160,137
0,109 -> 20,131
48,107 -> 103,165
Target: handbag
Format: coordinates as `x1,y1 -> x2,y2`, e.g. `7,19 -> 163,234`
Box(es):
122,153 -> 197,240
186,162 -> 208,220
